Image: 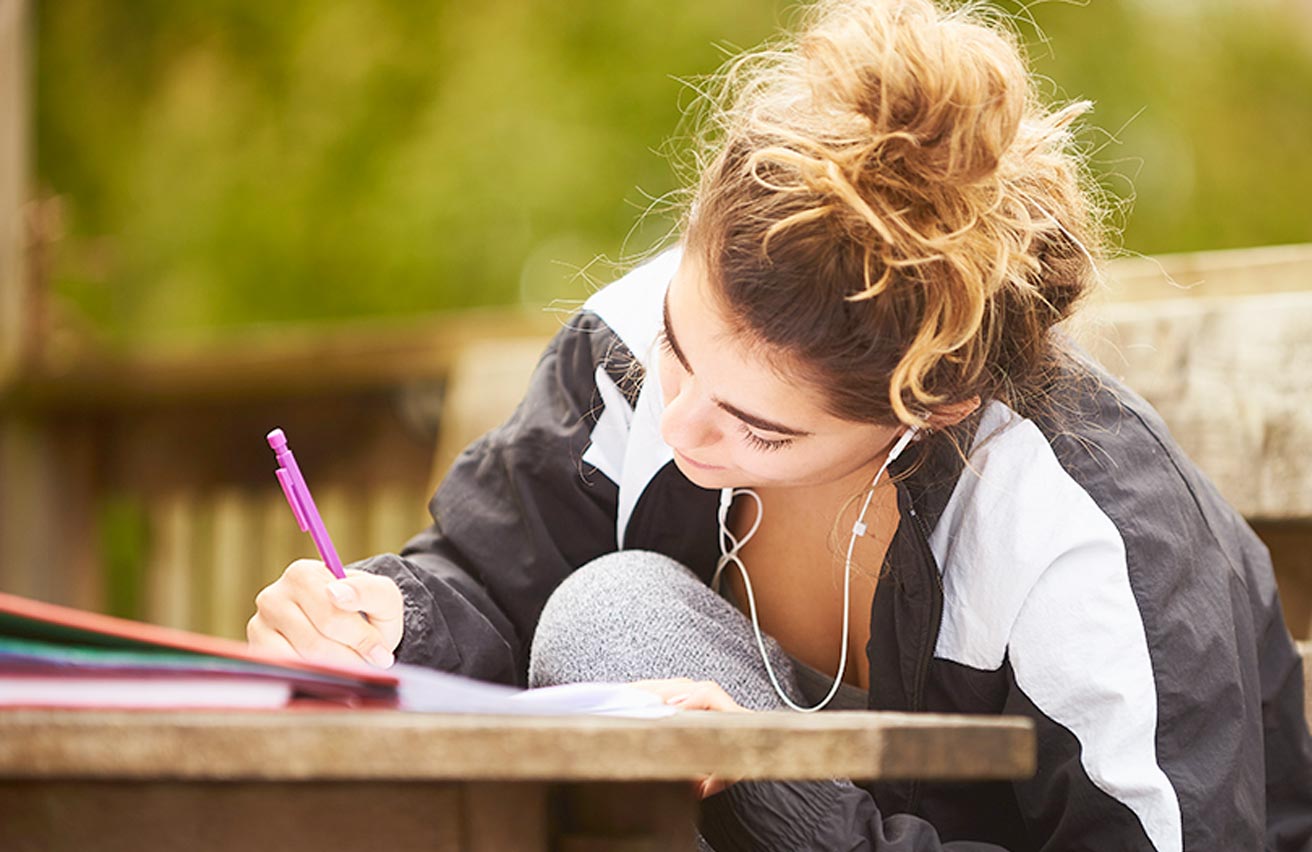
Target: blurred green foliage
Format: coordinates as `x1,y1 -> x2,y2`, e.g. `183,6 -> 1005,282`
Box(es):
35,0 -> 1312,343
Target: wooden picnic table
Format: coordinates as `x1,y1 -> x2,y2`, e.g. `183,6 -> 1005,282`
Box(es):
0,708 -> 1034,852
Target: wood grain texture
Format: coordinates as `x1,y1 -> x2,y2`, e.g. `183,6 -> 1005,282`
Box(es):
557,782 -> 697,852
1094,243 -> 1312,303
0,709 -> 1035,784
1077,290 -> 1312,521
0,779 -> 700,852
0,780 -> 462,852
462,782 -> 549,852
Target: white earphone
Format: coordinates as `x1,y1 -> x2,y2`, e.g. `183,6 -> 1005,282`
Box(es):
712,425 -> 919,712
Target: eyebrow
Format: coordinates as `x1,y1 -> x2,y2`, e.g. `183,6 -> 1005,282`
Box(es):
661,293 -> 813,438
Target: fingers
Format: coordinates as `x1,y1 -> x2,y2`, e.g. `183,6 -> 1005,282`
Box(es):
636,679 -> 748,713
245,616 -> 300,660
327,570 -> 405,651
629,678 -> 744,800
251,586 -> 380,668
249,559 -> 398,669
284,598 -> 392,669
696,775 -> 733,799
628,678 -> 749,713
629,677 -> 697,703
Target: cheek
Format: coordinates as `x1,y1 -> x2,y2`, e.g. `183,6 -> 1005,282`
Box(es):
738,443 -> 883,489
720,444 -> 818,486
738,455 -> 816,485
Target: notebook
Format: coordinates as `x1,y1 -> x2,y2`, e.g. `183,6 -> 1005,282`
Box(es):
0,592 -> 672,717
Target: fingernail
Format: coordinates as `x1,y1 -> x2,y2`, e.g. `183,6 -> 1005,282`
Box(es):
367,646 -> 394,668
327,583 -> 357,607
665,693 -> 690,705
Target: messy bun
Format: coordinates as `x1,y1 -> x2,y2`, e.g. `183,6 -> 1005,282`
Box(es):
682,0 -> 1103,429
806,0 -> 1026,185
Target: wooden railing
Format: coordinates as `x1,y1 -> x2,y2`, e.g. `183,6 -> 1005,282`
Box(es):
0,307 -> 561,637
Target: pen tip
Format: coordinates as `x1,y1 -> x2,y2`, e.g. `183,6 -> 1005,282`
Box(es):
267,428 -> 287,450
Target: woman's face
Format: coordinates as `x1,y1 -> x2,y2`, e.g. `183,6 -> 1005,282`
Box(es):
657,251 -> 904,492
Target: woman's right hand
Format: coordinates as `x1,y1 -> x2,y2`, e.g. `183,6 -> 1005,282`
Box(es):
247,559 -> 404,669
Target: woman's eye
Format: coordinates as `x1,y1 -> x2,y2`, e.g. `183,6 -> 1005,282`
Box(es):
739,423 -> 792,452
656,329 -> 684,368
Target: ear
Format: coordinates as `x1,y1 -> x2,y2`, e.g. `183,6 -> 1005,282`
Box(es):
925,396 -> 981,430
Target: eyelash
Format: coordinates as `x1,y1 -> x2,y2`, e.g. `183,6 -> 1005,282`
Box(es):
739,424 -> 793,452
657,328 -> 677,359
660,326 -> 793,452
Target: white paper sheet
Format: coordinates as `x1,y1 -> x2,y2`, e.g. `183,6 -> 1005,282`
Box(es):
393,664 -> 677,717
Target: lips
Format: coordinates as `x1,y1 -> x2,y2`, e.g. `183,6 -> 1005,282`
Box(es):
676,449 -> 725,471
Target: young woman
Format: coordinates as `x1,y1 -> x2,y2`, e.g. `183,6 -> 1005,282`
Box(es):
247,0 -> 1312,848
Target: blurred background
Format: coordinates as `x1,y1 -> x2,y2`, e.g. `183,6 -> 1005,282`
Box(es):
1,0 -> 1310,641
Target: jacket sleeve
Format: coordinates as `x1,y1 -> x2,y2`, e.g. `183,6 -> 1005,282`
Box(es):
350,313 -> 625,686
699,780 -> 1009,851
996,501 -> 1312,851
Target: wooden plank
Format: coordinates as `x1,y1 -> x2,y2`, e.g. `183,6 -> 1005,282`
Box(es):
0,416 -> 47,600
0,780 -> 462,852
463,782 -> 549,852
558,782 -> 697,852
187,502 -> 216,635
364,484 -> 427,557
12,309 -> 562,406
145,492 -> 196,630
1096,243 -> 1312,304
210,488 -> 258,640
57,421 -> 102,612
0,710 -> 1036,783
0,0 -> 29,385
0,415 -> 100,609
1077,290 -> 1312,521
429,337 -> 548,489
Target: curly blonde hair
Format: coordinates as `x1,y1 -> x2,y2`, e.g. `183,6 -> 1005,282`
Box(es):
682,0 -> 1104,428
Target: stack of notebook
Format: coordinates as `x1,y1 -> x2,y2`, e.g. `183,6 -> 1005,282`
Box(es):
0,591 -> 672,717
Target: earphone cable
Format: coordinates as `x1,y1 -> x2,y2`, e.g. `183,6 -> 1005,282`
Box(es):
711,427 -> 917,712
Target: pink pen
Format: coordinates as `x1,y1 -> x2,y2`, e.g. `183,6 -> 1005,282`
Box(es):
267,428 -> 346,579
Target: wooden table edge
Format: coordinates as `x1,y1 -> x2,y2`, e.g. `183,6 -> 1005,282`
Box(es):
0,708 -> 1035,783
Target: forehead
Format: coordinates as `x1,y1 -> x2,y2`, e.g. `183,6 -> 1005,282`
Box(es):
665,253 -> 854,434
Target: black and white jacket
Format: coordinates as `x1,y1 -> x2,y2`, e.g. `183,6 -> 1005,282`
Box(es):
360,249 -> 1312,851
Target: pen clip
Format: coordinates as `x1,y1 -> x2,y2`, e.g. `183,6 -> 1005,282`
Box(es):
276,467 -> 310,532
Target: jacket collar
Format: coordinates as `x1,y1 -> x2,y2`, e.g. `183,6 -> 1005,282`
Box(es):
889,409 -> 985,542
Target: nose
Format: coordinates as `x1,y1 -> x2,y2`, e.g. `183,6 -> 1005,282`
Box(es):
660,378 -> 720,453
